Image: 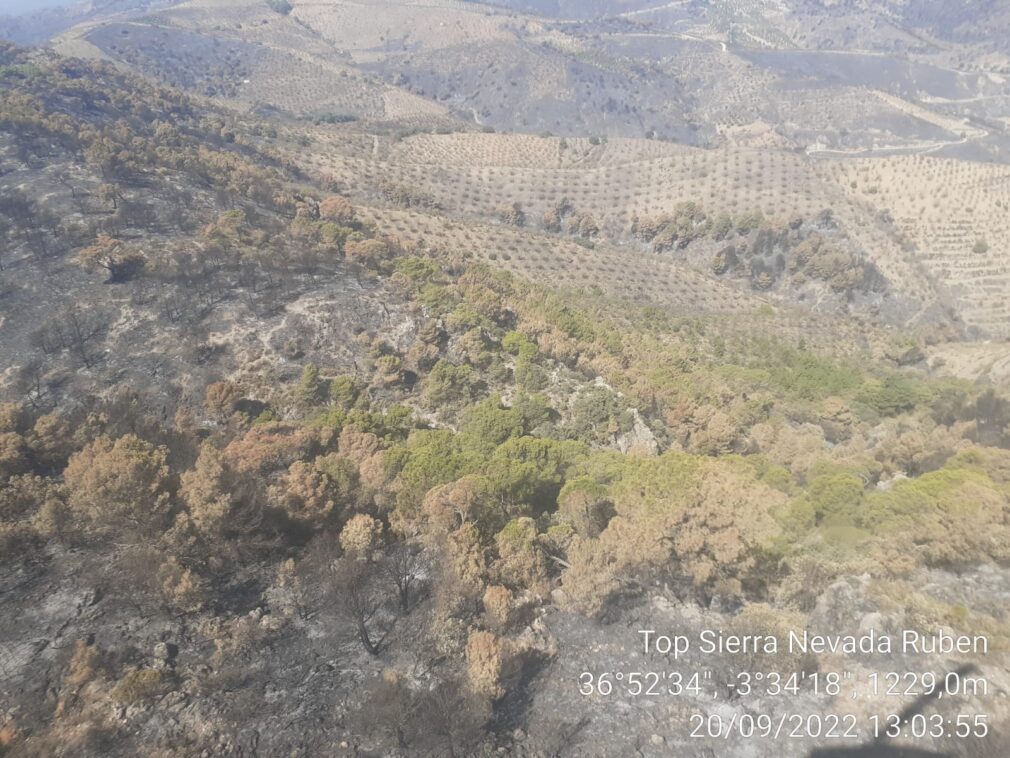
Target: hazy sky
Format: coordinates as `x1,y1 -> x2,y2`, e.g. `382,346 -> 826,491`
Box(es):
0,0 -> 69,15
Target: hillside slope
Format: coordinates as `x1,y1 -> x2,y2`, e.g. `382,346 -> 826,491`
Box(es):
2,18 -> 1010,758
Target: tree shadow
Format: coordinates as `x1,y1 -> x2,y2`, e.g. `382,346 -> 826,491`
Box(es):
492,649 -> 555,737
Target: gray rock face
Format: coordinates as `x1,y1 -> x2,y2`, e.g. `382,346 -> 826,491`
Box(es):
809,574 -> 875,634
614,410 -> 659,455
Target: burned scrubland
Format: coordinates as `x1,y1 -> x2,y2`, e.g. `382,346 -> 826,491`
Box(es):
1,14 -> 1010,757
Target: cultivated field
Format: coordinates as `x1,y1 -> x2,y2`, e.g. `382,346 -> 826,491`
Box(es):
289,0 -> 518,63
288,130 -> 948,328
54,0 -> 463,126
350,201 -> 908,360
822,155 -> 1010,337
